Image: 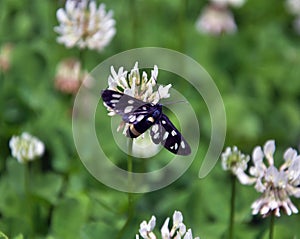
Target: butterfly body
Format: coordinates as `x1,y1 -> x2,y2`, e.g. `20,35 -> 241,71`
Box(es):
101,89 -> 191,155
127,105 -> 162,138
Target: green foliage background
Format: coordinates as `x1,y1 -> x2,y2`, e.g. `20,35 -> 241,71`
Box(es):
1,0 -> 300,238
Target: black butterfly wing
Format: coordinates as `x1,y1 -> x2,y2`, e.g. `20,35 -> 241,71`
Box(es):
102,89 -> 159,136
151,114 -> 191,155
101,89 -> 146,116
102,89 -> 156,122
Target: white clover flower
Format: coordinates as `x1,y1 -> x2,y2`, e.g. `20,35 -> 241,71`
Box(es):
54,0 -> 116,51
221,146 -> 249,172
221,146 -> 254,185
241,140 -> 300,217
107,62 -> 171,105
137,211 -> 199,239
195,4 -> 237,36
9,132 -> 45,164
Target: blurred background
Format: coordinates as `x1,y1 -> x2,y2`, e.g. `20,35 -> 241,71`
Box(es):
1,0 -> 300,238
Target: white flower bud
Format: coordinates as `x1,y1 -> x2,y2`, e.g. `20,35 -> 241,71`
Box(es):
9,132 -> 45,164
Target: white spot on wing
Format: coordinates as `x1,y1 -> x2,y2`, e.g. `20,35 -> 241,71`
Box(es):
163,131 -> 169,140
136,115 -> 144,122
174,143 -> 178,150
152,124 -> 159,133
181,141 -> 185,149
162,120 -> 166,125
111,99 -> 119,103
112,94 -> 121,98
154,132 -> 160,139
128,100 -> 134,104
142,106 -> 147,110
124,106 -> 134,113
129,115 -> 136,122
171,130 -> 177,136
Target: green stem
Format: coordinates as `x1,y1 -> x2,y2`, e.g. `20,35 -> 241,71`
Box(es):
0,70 -> 4,87
127,139 -> 133,177
127,139 -> 134,213
127,138 -> 134,218
24,163 -> 34,237
79,49 -> 85,70
116,139 -> 134,239
229,175 -> 236,239
269,212 -> 275,239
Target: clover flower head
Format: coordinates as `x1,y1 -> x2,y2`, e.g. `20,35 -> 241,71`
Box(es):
241,140 -> 300,217
54,0 -> 116,51
9,132 -> 45,164
222,146 -> 250,173
54,58 -> 88,94
221,146 -> 254,185
136,211 -> 199,239
195,4 -> 237,35
107,62 -> 171,105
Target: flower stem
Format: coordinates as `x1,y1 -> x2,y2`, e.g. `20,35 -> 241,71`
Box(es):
127,139 -> 133,177
116,139 -> 135,239
269,212 -> 275,239
79,49 -> 85,70
24,163 -> 34,237
229,175 -> 236,239
127,139 -> 134,212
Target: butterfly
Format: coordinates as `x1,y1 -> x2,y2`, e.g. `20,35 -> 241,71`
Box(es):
101,89 -> 191,155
